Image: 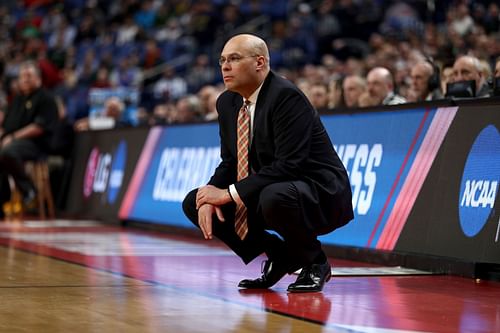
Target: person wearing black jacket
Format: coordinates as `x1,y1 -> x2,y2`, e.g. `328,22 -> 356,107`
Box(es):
0,61 -> 58,210
183,34 -> 353,292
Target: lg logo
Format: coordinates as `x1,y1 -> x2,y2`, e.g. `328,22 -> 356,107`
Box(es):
83,141 -> 127,204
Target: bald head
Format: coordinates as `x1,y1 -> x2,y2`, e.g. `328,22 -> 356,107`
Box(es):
367,67 -> 393,85
452,55 -> 484,92
220,34 -> 270,98
225,34 -> 270,65
413,62 -> 434,78
366,67 -> 394,104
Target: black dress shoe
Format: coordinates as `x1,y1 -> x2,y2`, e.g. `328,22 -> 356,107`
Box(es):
238,260 -> 289,289
287,261 -> 332,293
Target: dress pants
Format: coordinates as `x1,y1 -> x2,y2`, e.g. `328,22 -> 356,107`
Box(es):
0,139 -> 41,200
183,180 -> 324,272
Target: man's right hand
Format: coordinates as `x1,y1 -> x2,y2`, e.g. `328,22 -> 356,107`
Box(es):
198,204 -> 225,240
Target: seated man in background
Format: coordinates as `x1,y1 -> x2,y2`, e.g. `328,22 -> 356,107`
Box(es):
306,83 -> 330,112
0,61 -> 58,211
366,67 -> 406,106
74,96 -> 129,131
451,55 -> 490,98
342,75 -> 366,108
407,61 -> 443,102
493,57 -> 500,96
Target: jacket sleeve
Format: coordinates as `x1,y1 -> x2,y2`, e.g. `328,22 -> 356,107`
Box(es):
207,93 -> 237,189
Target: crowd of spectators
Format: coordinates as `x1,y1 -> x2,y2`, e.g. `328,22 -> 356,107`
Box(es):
0,0 -> 500,131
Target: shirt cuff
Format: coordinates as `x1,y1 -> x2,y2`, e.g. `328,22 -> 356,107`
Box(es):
229,184 -> 243,206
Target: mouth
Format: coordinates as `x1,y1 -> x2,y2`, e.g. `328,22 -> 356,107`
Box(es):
223,76 -> 233,82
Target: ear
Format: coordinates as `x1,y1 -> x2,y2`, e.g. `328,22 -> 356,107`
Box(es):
255,55 -> 266,71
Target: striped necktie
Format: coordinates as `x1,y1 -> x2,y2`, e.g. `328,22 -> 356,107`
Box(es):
235,100 -> 251,240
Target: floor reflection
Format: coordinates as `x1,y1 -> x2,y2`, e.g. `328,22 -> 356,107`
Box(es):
237,289 -> 335,332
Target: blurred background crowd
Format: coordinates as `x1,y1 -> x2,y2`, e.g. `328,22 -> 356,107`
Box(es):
0,0 -> 500,131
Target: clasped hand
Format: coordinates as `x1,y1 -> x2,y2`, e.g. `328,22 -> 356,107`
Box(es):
195,185 -> 231,240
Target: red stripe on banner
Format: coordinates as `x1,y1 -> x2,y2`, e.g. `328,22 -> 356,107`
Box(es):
377,110 -> 442,249
380,109 -> 450,248
366,109 -> 431,247
383,117 -> 442,247
118,127 -> 163,219
384,109 -> 455,248
376,107 -> 458,250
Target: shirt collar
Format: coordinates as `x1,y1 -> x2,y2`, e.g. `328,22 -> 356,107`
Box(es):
382,91 -> 395,104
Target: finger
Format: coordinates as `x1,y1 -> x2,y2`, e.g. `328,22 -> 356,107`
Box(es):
195,188 -> 205,204
204,213 -> 213,239
196,198 -> 207,210
201,220 -> 209,239
196,194 -> 204,209
196,191 -> 201,205
199,214 -> 209,239
215,206 -> 225,222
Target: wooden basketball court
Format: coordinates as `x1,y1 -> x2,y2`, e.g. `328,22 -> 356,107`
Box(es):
0,219 -> 498,332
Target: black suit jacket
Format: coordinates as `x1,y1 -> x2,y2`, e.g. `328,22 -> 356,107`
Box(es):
209,71 -> 353,234
2,87 -> 59,152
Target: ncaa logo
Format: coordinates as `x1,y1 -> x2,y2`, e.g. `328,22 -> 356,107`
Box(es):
458,125 -> 500,237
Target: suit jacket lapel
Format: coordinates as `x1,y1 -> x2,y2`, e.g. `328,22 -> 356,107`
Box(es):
252,71 -> 273,143
249,72 -> 274,170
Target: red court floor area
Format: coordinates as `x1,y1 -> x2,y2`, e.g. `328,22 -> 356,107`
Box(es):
0,220 -> 499,332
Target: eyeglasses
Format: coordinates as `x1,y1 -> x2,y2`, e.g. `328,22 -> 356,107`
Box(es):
218,54 -> 258,66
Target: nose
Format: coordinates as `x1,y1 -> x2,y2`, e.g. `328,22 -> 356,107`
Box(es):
221,61 -> 231,71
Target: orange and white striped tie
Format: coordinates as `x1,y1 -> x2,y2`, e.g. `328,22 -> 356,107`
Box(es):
234,100 -> 251,240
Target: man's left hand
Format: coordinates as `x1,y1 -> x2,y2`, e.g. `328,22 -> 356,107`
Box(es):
196,185 -> 231,209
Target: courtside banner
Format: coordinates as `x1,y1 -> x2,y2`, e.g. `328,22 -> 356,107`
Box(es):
66,127 -> 149,220
395,105 -> 500,263
320,107 -> 457,247
119,107 -> 457,247
119,124 -> 221,226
